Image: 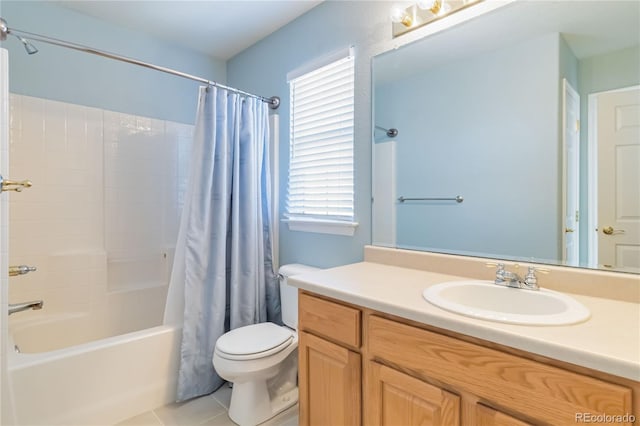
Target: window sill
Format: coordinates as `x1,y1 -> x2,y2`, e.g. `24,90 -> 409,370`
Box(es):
283,218 -> 359,236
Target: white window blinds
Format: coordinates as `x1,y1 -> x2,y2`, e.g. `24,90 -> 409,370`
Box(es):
287,50 -> 355,223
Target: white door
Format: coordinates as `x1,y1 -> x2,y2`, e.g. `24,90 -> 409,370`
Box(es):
597,87 -> 640,271
562,79 -> 580,265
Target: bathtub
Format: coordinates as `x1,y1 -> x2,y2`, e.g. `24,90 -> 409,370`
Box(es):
8,321 -> 181,425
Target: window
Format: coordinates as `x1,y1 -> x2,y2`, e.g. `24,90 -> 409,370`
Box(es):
286,47 -> 357,236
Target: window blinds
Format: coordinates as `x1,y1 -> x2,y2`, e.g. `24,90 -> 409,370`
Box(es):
287,53 -> 355,221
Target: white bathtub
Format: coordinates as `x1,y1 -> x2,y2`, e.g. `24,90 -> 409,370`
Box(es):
8,323 -> 181,425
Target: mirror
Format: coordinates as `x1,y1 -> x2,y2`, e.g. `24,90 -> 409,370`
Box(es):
372,1 -> 640,273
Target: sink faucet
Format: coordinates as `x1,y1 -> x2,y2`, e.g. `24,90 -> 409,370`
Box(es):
489,263 -> 547,291
494,263 -> 521,286
9,300 -> 44,315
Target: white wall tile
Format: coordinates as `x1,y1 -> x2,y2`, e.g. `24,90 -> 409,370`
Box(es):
8,94 -> 193,339
43,99 -> 68,155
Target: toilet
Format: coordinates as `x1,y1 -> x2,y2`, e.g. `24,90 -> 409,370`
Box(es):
212,264 -> 319,426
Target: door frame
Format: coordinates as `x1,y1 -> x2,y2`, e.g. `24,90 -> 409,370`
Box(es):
562,78 -> 580,264
0,47 -> 16,425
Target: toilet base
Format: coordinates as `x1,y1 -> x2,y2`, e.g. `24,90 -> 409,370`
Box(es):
213,329 -> 299,425
228,383 -> 298,426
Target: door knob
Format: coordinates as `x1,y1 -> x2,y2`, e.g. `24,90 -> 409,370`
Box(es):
0,175 -> 32,193
602,226 -> 625,235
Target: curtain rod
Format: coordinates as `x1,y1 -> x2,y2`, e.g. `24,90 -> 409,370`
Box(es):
0,17 -> 280,109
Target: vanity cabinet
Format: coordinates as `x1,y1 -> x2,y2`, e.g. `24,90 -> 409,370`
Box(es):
368,315 -> 633,425
298,292 -> 362,426
298,290 -> 638,426
299,331 -> 361,425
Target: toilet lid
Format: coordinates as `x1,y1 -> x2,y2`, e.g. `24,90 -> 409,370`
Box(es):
215,322 -> 294,359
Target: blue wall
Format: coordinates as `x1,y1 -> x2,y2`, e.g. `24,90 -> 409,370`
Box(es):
227,2 -> 394,268
376,33 -> 562,262
229,0 -> 640,270
0,1 -> 225,124
578,46 -> 640,96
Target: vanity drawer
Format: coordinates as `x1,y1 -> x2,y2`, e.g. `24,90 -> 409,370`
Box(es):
299,292 -> 361,348
368,315 -> 633,425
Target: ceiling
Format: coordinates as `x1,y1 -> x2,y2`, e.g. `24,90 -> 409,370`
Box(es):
55,0 -> 323,60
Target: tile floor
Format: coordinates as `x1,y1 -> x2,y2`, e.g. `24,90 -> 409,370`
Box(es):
116,384 -> 298,426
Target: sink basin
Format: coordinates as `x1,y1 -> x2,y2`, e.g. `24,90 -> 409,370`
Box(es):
423,280 -> 590,326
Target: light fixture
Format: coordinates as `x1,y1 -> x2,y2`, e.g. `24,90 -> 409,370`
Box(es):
390,0 -> 482,37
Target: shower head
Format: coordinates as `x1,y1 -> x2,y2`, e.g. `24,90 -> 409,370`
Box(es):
0,18 -> 9,41
16,35 -> 38,55
0,18 -> 39,55
0,18 -> 7,41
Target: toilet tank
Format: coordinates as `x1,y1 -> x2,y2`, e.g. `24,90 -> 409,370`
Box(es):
278,264 -> 320,330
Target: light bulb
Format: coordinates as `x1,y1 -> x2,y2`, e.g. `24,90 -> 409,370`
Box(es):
416,0 -> 436,10
389,4 -> 405,22
390,4 -> 413,27
436,1 -> 452,16
417,0 -> 450,16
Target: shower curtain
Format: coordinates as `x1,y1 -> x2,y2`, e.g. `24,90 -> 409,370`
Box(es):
166,86 -> 280,401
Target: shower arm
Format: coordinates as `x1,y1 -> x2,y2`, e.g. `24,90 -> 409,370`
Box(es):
375,125 -> 398,138
0,17 -> 280,109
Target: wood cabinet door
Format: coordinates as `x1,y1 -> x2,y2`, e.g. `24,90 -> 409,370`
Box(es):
476,404 -> 533,426
299,331 -> 361,426
366,361 -> 460,426
369,315 -> 633,424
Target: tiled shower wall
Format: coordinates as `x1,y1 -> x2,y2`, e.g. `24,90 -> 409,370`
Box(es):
7,94 -> 192,333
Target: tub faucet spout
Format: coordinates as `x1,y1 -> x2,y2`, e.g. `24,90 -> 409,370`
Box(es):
8,300 -> 43,315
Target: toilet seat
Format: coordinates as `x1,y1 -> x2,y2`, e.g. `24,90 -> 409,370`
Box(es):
215,322 -> 294,361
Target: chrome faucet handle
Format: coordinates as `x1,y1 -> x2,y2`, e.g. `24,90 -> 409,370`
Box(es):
522,266 -> 549,290
486,262 -> 506,283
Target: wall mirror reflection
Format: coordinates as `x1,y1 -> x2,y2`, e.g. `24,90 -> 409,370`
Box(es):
372,1 -> 639,273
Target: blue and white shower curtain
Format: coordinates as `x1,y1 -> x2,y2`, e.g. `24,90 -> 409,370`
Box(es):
165,86 -> 279,401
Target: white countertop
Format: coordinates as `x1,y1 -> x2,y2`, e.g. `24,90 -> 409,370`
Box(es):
289,261 -> 640,381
